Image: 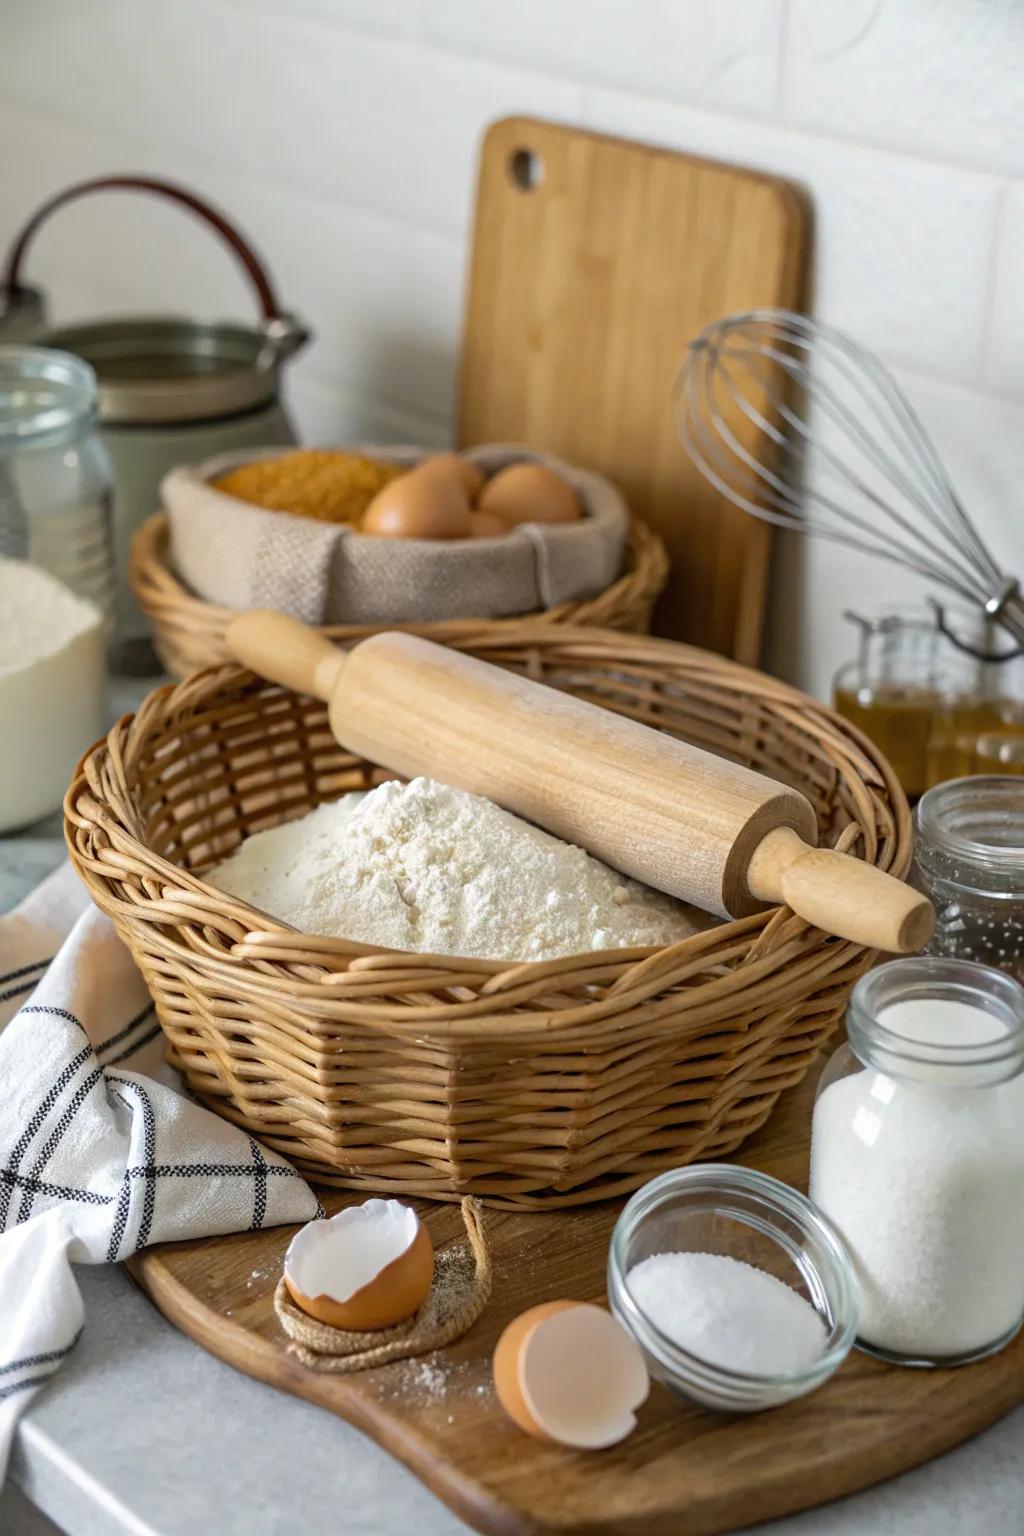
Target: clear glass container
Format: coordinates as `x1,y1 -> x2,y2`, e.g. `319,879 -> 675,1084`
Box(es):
912,776 -> 1024,982
926,645 -> 1024,787
809,958 -> 1024,1367
0,345 -> 116,628
832,606 -> 979,800
607,1165 -> 857,1412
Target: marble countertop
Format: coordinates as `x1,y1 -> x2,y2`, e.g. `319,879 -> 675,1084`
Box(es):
2,680 -> 1021,1536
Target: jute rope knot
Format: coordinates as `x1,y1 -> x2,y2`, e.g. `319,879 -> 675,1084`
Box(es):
274,1197 -> 491,1373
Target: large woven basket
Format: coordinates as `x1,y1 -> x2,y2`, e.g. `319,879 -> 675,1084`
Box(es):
130,510 -> 669,678
66,626 -> 911,1208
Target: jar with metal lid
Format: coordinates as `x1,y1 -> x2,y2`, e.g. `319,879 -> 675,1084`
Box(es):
1,176 -> 309,672
912,776 -> 1024,981
0,344 -> 116,626
809,957 -> 1024,1367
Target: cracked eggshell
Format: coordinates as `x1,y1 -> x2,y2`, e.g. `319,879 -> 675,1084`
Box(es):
283,1198 -> 434,1331
493,1300 -> 649,1450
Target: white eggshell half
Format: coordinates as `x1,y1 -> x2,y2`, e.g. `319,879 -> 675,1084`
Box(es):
518,1302 -> 649,1449
285,1198 -> 421,1301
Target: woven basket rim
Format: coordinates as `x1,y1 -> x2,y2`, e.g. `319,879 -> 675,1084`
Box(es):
66,625 -> 911,1047
131,509 -> 670,637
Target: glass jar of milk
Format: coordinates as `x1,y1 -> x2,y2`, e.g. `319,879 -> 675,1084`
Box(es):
0,345 -> 116,629
809,957 -> 1024,1367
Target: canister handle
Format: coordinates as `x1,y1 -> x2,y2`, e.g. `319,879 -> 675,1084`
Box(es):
1,174 -> 297,340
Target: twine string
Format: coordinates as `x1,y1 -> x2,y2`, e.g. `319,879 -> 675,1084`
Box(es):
274,1197 -> 491,1373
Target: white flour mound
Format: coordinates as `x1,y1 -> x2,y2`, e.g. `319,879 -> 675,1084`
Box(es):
210,776 -> 696,962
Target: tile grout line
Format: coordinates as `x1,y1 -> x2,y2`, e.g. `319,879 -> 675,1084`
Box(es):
893,356 -> 1024,419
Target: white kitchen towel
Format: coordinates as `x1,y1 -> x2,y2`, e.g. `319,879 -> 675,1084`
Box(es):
0,864 -> 320,1476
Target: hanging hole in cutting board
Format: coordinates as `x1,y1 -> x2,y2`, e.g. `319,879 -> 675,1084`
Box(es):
509,148 -> 544,191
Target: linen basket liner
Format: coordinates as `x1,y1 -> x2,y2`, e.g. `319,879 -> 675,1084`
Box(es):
162,444 -> 629,625
274,1197 -> 491,1372
129,508 -> 669,681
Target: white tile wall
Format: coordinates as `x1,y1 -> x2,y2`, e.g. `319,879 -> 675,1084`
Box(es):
988,183 -> 1024,399
580,89 -> 1000,385
3,0 -> 1022,699
421,1 -> 783,117
785,0 -> 1024,177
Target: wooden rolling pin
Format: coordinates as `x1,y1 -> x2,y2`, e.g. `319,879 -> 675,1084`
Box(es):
226,613 -> 934,953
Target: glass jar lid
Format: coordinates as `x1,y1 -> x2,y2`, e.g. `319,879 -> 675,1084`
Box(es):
915,775 -> 1024,896
0,344 -> 98,446
847,956 -> 1024,1087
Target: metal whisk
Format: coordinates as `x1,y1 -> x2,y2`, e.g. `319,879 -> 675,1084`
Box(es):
675,308 -> 1024,650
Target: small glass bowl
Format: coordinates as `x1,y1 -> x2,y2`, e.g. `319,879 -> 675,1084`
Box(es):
607,1165 -> 858,1412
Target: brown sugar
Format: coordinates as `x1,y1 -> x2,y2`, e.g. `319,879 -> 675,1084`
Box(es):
214,449 -> 402,524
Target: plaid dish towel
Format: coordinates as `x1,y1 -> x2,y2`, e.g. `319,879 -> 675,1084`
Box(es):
0,864 -> 320,1476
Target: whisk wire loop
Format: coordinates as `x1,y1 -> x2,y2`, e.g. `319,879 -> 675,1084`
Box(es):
675,309 -> 1018,640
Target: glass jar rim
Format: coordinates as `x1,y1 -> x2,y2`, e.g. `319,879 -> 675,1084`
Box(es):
916,776 -> 1024,883
608,1165 -> 858,1391
0,344 -> 99,445
848,957 -> 1024,1082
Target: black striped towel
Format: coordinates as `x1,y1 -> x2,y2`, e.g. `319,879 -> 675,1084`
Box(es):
0,864 -> 320,1474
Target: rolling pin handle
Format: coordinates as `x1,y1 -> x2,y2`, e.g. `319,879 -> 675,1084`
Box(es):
226,610 -> 347,702
747,827 -> 935,954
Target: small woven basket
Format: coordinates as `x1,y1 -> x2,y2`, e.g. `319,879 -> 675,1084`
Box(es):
130,510 -> 669,678
66,626 -> 911,1209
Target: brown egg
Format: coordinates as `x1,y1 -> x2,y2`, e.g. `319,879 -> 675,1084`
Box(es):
493,1300 -> 648,1449
283,1198 -> 434,1331
478,464 -> 580,526
416,452 -> 485,501
361,467 -> 473,539
466,510 -> 510,539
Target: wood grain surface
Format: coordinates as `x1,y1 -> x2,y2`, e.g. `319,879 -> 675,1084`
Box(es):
128,1070 -> 1022,1536
457,117 -> 810,663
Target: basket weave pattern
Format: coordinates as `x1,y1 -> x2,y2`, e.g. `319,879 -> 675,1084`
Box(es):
66,627 -> 911,1208
131,511 -> 669,678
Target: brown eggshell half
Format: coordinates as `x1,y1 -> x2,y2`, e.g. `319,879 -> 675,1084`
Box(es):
494,1300 -> 649,1450
478,463 -> 580,526
361,467 -> 473,539
284,1213 -> 434,1331
493,1300 -> 580,1441
416,452 -> 485,500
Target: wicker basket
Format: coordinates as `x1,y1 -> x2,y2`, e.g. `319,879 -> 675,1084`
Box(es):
66,626 -> 911,1209
130,510 -> 669,678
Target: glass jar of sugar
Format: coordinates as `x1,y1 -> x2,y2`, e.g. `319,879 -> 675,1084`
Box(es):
0,345 -> 116,630
809,957 -> 1024,1367
912,776 -> 1024,983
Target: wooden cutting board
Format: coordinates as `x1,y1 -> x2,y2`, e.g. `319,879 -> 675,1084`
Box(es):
457,117 -> 810,664
127,1070 -> 1022,1536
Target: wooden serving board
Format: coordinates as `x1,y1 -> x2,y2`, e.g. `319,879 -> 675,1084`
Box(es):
127,1071 -> 1022,1536
457,117 -> 810,663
